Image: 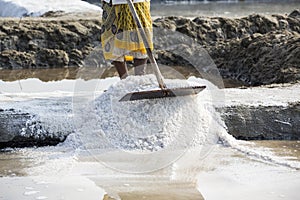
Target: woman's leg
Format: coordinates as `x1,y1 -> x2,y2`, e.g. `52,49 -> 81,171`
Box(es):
113,61 -> 128,79
133,58 -> 147,76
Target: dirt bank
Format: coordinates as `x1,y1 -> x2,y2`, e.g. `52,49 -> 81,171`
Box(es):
0,10 -> 299,86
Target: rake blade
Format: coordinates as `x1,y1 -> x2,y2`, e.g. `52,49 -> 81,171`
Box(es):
119,85 -> 206,102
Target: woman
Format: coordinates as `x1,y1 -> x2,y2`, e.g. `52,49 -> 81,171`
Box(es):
101,0 -> 153,79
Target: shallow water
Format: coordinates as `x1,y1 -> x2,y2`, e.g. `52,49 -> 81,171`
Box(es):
151,1 -> 300,18
0,142 -> 299,199
253,140 -> 300,161
0,67 -> 245,88
0,141 -> 299,177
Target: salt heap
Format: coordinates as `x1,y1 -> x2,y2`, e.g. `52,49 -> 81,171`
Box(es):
76,75 -> 223,153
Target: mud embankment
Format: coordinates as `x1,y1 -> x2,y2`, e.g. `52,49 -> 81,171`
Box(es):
0,10 -> 299,86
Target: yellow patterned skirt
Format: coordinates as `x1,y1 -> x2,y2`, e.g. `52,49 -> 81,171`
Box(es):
100,1 -> 153,62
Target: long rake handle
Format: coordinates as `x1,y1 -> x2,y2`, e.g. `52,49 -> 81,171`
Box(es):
126,0 -> 167,89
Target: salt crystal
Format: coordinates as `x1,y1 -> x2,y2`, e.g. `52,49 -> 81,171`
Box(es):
36,196 -> 48,200
24,191 -> 40,196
